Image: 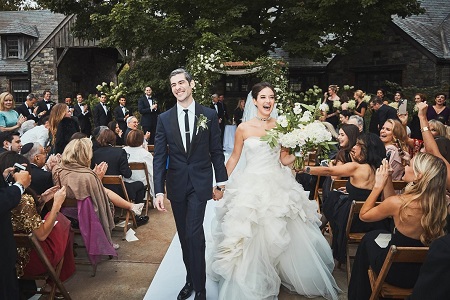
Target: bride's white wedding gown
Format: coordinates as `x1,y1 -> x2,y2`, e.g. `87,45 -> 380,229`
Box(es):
207,137 -> 340,300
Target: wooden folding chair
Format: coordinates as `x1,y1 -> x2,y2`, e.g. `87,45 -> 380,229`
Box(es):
392,180 -> 408,191
102,175 -> 138,240
368,245 -> 429,300
345,200 -> 380,283
147,144 -> 155,153
14,233 -> 72,300
128,162 -> 153,215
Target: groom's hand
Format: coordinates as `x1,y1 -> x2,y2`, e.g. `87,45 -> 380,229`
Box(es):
154,194 -> 167,212
213,188 -> 224,201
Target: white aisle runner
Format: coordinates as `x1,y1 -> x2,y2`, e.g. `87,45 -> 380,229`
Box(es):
144,200 -> 220,300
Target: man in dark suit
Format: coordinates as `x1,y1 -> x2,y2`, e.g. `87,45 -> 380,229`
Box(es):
0,164 -> 31,300
21,143 -> 53,195
93,93 -> 112,127
15,93 -> 41,123
113,95 -> 131,133
370,97 -> 399,134
36,90 -> 56,119
153,68 -> 227,300
138,86 -> 159,145
73,93 -> 92,137
210,94 -> 226,144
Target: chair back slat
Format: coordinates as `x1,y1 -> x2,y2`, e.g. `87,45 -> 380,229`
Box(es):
331,179 -> 347,191
392,180 -> 408,191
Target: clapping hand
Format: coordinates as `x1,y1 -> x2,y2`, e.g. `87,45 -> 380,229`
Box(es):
40,185 -> 61,203
45,154 -> 61,172
374,159 -> 392,189
93,162 -> 108,180
52,186 -> 67,210
417,101 -> 428,117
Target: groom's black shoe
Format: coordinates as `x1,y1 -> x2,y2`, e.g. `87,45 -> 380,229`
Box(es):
194,291 -> 206,300
177,282 -> 193,300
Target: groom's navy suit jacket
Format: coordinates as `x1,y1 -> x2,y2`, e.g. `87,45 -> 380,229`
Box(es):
153,102 -> 227,201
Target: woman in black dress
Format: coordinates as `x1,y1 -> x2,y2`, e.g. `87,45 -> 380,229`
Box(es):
233,98 -> 245,126
305,133 -> 390,263
348,152 -> 448,300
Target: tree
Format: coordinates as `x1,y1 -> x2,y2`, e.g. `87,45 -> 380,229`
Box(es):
0,0 -> 40,10
36,0 -> 424,103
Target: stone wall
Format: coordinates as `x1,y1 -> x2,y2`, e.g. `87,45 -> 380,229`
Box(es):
327,24 -> 446,92
30,47 -> 58,101
0,76 -> 8,92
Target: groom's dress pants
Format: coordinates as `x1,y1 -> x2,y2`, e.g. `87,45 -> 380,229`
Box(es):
171,177 -> 207,292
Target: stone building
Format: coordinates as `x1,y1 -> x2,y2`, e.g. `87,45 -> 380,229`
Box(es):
0,10 -> 124,103
285,0 -> 450,95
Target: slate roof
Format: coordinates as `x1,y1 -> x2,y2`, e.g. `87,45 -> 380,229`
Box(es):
392,0 -> 450,59
0,10 -> 66,73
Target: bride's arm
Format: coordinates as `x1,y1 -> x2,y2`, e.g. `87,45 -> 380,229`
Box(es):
225,126 -> 245,176
280,147 -> 295,166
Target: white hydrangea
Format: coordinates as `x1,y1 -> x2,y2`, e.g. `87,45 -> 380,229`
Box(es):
333,100 -> 341,109
299,111 -> 312,123
277,115 -> 288,128
304,122 -> 332,143
319,103 -> 329,112
293,103 -> 302,115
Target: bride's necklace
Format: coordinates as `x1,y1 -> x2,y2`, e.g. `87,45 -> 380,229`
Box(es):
256,116 -> 271,121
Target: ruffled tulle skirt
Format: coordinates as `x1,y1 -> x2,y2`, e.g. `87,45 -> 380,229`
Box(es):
207,164 -> 340,300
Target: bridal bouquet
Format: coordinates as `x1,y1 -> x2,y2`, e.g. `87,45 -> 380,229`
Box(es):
261,101 -> 336,171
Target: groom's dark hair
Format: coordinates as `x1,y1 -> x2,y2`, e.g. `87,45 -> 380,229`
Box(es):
169,68 -> 193,83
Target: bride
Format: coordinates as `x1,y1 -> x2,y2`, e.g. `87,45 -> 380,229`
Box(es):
207,82 -> 341,300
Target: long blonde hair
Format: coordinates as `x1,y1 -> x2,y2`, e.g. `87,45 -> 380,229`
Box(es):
61,138 -> 93,167
49,103 -> 69,145
400,152 -> 447,245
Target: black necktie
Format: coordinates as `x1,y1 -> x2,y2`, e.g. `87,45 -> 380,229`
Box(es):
184,109 -> 190,152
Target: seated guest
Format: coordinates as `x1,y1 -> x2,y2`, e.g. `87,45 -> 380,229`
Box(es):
428,119 -> 448,138
0,131 -> 22,153
21,143 -> 54,196
52,138 -> 144,253
0,152 -> 76,287
91,129 -> 148,225
409,234 -> 450,299
305,133 -> 390,264
348,153 -> 448,299
18,120 -> 36,136
91,126 -> 108,152
380,119 -> 410,180
123,129 -> 155,197
108,120 -> 124,146
339,110 -> 351,125
124,116 -> 150,146
21,116 -> 50,148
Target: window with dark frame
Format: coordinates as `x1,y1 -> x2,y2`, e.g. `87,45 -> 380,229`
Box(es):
6,36 -> 19,58
11,80 -> 29,105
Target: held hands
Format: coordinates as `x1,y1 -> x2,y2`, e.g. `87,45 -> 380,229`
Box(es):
213,188 -> 224,201
374,159 -> 393,189
154,194 -> 167,212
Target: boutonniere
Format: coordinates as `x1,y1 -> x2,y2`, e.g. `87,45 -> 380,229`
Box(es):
196,114 -> 209,134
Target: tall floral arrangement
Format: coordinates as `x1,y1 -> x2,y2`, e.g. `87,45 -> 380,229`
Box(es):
187,48 -> 227,105
95,81 -> 128,107
261,101 -> 336,171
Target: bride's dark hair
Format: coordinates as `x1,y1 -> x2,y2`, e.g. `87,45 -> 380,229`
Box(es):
251,82 -> 275,100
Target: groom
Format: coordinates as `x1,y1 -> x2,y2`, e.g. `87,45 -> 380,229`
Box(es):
153,68 -> 228,300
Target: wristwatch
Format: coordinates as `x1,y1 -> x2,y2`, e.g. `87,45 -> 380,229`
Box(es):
216,186 -> 226,192
420,126 -> 429,132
